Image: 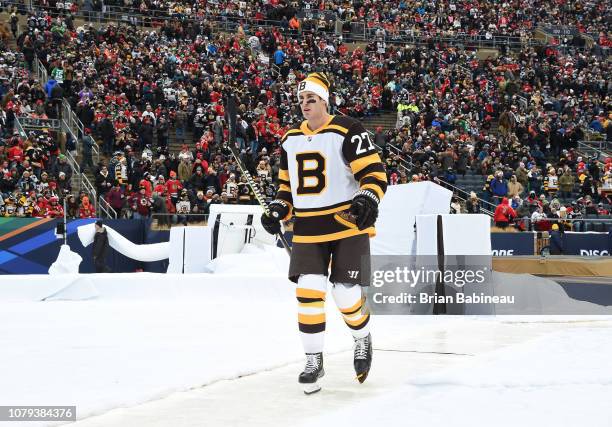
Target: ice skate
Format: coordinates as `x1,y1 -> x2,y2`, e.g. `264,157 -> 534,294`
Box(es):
354,333 -> 372,383
298,352 -> 324,394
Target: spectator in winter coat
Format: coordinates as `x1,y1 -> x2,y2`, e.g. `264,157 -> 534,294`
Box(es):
178,158 -> 192,182
558,169 -> 575,199
79,196 -> 96,218
95,165 -> 113,197
189,167 -> 206,192
494,197 -> 516,229
507,175 -> 524,198
549,224 -> 564,255
490,171 -> 509,202
465,192 -> 481,214
515,162 -> 529,188
92,220 -> 110,273
105,182 -> 125,215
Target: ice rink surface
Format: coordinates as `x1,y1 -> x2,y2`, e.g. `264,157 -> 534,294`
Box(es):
1,269 -> 611,427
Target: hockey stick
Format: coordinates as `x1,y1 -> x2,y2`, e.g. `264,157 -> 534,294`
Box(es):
224,94 -> 292,256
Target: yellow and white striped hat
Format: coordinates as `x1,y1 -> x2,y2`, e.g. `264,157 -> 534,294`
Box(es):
297,72 -> 331,104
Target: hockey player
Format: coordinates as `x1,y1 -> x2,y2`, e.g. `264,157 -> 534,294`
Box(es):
260,73 -> 387,394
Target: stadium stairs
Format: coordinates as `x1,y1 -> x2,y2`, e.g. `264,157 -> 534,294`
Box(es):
361,110 -> 397,132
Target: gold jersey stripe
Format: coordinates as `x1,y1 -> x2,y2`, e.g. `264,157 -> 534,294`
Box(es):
344,312 -> 370,327
298,313 -> 326,325
326,124 -> 349,134
300,115 -> 335,135
299,301 -> 325,309
279,183 -> 291,193
292,227 -> 375,243
279,169 -> 290,181
296,288 -> 326,300
333,212 -> 358,230
350,153 -> 382,174
361,171 -> 388,182
340,298 -> 364,315
295,203 -> 351,217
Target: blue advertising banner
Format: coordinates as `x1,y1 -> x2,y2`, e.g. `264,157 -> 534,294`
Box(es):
0,218 -> 169,274
562,232 -> 611,256
490,232 -> 535,256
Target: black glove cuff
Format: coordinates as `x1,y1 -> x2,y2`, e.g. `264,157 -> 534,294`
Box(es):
269,200 -> 289,210
268,200 -> 290,220
353,189 -> 380,205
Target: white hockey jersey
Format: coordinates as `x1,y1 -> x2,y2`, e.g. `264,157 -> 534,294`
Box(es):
277,115 -> 387,243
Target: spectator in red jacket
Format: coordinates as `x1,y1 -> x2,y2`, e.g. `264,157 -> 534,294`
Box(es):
46,196 -> 64,218
79,195 -> 96,218
105,182 -> 125,216
494,197 -> 516,229
166,171 -> 182,204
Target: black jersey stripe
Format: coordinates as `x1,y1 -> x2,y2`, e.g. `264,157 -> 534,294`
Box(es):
293,200 -> 352,213
299,322 -> 326,334
354,162 -> 387,182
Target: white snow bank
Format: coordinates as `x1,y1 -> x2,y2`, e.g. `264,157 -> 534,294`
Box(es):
306,326 -> 612,427
48,244 -> 82,275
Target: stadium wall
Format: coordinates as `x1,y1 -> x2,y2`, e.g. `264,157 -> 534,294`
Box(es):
0,219 -> 609,275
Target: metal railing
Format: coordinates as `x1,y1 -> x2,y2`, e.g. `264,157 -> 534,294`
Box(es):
508,216 -> 612,233
99,195 -> 119,219
16,117 -> 60,129
20,56 -> 114,218
33,56 -> 101,162
577,140 -> 611,161
60,98 -> 100,164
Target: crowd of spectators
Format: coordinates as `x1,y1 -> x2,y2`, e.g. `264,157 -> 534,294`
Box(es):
0,39 -> 100,219
384,41 -> 610,231
0,1 -> 609,231
24,0 -> 611,46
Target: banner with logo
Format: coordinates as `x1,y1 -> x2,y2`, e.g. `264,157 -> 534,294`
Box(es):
490,232 -> 535,256
563,232 -> 611,256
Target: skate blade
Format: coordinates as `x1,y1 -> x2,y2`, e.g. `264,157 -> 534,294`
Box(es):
356,370 -> 370,384
303,383 -> 322,395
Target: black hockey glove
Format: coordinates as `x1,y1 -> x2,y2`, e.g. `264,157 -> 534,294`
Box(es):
261,200 -> 290,235
350,190 -> 380,230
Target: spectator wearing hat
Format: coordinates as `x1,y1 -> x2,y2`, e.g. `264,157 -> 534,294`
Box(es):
490,171 -> 508,204
166,171 -> 182,205
549,224 -> 564,255
129,185 -> 152,219
175,188 -> 191,225
543,168 -> 559,198
466,192 -> 481,214
507,175 -> 524,198
494,197 -> 516,229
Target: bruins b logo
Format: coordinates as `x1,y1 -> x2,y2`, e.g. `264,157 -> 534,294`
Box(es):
296,152 -> 326,195
298,82 -> 306,91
